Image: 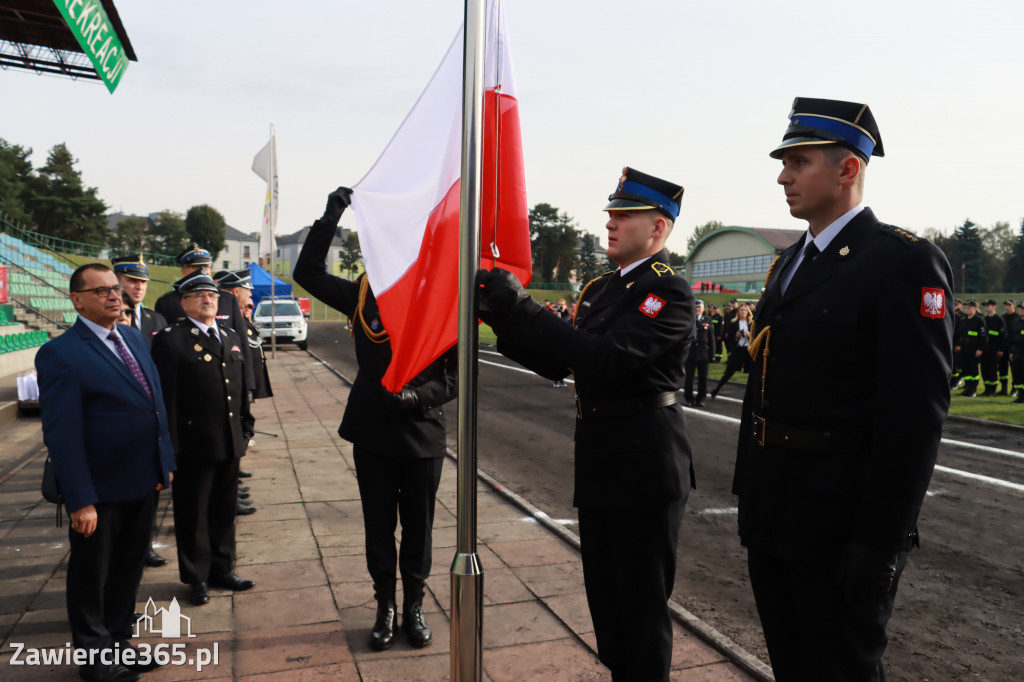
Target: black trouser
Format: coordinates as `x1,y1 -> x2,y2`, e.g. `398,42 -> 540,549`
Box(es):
353,445 -> 443,589
172,458 -> 239,584
578,501 -> 684,682
715,344 -> 751,391
67,494 -> 155,652
684,354 -> 709,402
1013,354 -> 1024,396
960,348 -> 981,389
747,545 -> 908,682
981,350 -> 1001,391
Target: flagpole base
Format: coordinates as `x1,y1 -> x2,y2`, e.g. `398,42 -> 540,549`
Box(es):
450,553 -> 483,682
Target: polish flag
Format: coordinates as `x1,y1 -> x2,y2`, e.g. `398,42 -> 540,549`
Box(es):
351,0 -> 531,393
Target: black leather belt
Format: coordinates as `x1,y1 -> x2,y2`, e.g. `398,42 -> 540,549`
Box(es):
752,413 -> 865,456
576,391 -> 678,419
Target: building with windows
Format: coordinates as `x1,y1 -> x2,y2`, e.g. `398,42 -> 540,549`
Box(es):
685,227 -> 803,294
217,225 -> 260,271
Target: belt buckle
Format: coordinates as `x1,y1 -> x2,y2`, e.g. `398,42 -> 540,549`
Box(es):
753,414 -> 766,447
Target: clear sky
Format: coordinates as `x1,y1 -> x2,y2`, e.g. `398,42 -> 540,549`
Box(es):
3,0 -> 1022,257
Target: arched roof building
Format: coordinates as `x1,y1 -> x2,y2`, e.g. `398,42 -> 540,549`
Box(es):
685,227 -> 803,294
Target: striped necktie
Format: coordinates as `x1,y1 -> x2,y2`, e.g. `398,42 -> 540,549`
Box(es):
108,332 -> 153,400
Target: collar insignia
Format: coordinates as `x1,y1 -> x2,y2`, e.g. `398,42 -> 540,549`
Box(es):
839,245 -> 850,256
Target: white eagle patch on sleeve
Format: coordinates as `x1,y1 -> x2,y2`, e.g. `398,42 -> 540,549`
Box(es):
638,293 -> 667,319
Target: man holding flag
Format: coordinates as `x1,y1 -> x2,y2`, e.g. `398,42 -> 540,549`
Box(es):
294,188 -> 458,652
479,167 -> 696,681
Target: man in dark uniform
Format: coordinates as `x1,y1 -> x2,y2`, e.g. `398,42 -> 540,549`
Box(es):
1010,302 -> 1024,403
151,271 -> 255,607
710,304 -> 724,363
155,244 -> 255,395
1000,299 -> 1016,395
950,299 -> 965,388
734,98 -> 954,680
980,299 -> 1006,396
956,299 -> 986,397
112,253 -> 170,569
479,167 -> 695,681
112,254 -> 167,347
684,299 -> 716,407
216,269 -> 270,518
294,188 -> 458,652
216,269 -> 273,400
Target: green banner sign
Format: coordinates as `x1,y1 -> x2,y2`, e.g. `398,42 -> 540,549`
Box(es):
53,0 -> 130,93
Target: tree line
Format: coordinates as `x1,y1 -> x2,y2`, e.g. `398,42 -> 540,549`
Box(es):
0,138 -> 230,259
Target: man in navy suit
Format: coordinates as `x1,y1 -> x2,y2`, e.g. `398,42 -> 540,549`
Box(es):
37,263 -> 176,682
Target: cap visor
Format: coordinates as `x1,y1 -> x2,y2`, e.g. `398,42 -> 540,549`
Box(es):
769,137 -> 837,159
603,198 -> 657,212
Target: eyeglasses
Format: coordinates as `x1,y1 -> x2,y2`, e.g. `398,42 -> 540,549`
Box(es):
183,291 -> 219,300
74,285 -> 126,298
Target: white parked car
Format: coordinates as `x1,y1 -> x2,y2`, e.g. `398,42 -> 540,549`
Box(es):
253,297 -> 308,350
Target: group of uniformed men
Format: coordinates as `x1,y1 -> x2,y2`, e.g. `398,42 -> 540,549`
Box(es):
112,245 -> 274,609
951,297 -> 1024,401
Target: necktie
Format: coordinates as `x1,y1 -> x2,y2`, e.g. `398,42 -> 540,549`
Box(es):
785,241 -> 820,295
208,327 -> 220,346
108,332 -> 153,400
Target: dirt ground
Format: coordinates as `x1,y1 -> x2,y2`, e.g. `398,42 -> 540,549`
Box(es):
306,322 -> 1024,681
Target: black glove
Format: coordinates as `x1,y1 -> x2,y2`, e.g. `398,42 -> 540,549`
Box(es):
323,187 -> 353,225
836,542 -> 899,606
478,268 -> 540,329
385,387 -> 420,412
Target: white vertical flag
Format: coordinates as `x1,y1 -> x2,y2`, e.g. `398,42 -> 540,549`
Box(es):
252,127 -> 278,258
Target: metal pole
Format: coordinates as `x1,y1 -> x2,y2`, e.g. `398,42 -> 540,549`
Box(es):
269,124 -> 277,359
451,0 -> 485,679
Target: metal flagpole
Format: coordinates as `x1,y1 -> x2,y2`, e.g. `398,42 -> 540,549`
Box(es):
268,123 -> 277,359
451,0 -> 485,679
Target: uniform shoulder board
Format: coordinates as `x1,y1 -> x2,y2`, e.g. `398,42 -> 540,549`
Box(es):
880,223 -> 921,245
650,261 -> 675,277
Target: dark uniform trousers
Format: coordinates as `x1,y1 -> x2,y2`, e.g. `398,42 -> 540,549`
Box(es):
578,501 -> 684,681
67,494 -> 155,651
489,250 -> 695,681
172,458 -> 239,584
353,445 -> 443,586
747,545 -> 908,682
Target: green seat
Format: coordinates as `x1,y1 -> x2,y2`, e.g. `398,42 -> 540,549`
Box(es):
0,335 -> 10,353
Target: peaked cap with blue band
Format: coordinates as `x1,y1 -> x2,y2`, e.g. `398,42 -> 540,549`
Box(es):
111,253 -> 149,281
176,242 -> 212,266
604,167 -> 684,221
173,271 -> 219,296
770,97 -> 884,162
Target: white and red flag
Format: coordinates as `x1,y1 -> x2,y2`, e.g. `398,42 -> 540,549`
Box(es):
351,0 -> 531,392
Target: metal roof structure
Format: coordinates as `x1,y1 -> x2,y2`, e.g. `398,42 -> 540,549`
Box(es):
0,0 -> 135,84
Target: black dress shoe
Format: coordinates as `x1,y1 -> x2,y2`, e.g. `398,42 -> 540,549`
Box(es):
209,573 -> 255,591
695,401 -> 706,407
145,547 -> 167,567
238,486 -> 250,493
238,469 -> 253,478
402,603 -> 433,648
238,491 -> 251,500
79,662 -> 140,682
369,600 -> 397,651
236,503 -> 257,515
189,582 -> 210,605
238,497 -> 253,506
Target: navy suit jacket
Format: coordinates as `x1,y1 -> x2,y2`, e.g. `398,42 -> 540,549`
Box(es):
36,318 -> 176,513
